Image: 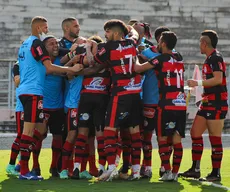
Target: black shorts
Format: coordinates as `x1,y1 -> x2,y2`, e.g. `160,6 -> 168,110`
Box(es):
105,94 -> 142,128
156,108 -> 186,137
66,108 -> 78,131
143,105 -> 157,131
197,106 -> 228,120
16,111 -> 24,135
78,94 -> 109,132
19,95 -> 44,123
43,109 -> 65,135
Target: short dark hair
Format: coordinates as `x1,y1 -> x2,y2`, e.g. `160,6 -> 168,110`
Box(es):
154,26 -> 170,41
88,35 -> 104,44
201,30 -> 218,48
128,19 -> 139,26
104,19 -> 129,37
43,35 -> 56,44
62,17 -> 77,29
160,31 -> 177,50
31,16 -> 47,25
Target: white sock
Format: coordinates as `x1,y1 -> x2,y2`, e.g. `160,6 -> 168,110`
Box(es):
108,164 -> 116,171
99,164 -> 105,171
74,162 -> 80,170
145,166 -> 152,171
132,164 -> 140,174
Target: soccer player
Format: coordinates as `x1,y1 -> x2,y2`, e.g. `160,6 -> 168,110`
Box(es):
135,31 -> 186,181
76,19 -> 142,181
41,36 -> 66,177
180,30 -> 228,181
17,16 -> 83,180
6,62 -> 23,176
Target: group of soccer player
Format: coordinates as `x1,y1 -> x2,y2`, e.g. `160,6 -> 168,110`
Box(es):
5,15 -> 228,183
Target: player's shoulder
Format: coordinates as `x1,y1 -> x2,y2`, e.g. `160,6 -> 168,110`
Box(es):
208,50 -> 223,63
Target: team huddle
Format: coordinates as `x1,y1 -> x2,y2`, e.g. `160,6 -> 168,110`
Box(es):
5,16 -> 228,183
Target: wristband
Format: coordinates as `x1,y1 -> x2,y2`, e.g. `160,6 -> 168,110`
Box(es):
79,55 -> 85,64
197,80 -> 203,86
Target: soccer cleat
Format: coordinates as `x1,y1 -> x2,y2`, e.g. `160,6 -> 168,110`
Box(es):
159,170 -> 174,181
172,173 -> 178,182
199,173 -> 221,182
159,166 -> 165,177
31,168 -> 41,176
79,170 -> 93,179
115,155 -> 120,167
179,168 -> 201,179
128,173 -> 141,181
59,170 -> 69,179
15,164 -> 21,172
119,172 -> 130,180
6,164 -> 19,176
140,165 -> 145,176
142,169 -> 152,179
71,168 -> 80,180
98,168 -> 118,181
19,172 -> 43,180
49,168 -> 59,177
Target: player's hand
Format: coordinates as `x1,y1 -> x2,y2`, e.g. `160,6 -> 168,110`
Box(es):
187,79 -> 198,87
70,43 -> 78,52
85,40 -> 93,48
71,63 -> 84,72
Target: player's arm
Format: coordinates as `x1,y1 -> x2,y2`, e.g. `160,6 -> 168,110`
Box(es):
73,62 -> 106,76
127,25 -> 139,43
31,39 -> 83,75
134,55 -> 162,73
187,56 -> 224,87
13,62 -> 20,87
85,40 -> 98,66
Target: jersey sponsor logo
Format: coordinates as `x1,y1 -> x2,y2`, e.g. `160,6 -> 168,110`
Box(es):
152,59 -> 159,65
36,46 -> 43,56
79,113 -> 90,121
143,107 -> 156,118
172,92 -> 186,106
71,109 -> 77,118
118,112 -> 129,120
85,77 -> 106,91
39,112 -> 44,119
124,78 -> 141,91
38,100 -> 43,109
166,121 -> 176,129
218,62 -> 223,70
98,47 -> 106,56
73,119 -> 77,127
20,112 -> 24,121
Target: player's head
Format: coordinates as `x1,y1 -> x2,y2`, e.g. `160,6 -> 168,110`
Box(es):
88,35 -> 104,44
154,26 -> 170,43
62,17 -> 80,39
200,30 -> 218,54
127,19 -> 139,26
133,22 -> 152,39
31,16 -> 48,37
158,31 -> 177,53
104,19 -> 129,41
43,36 -> 59,57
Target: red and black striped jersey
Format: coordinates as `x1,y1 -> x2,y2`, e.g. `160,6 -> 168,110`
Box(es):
201,49 -> 228,109
81,43 -> 111,95
149,53 -> 186,111
94,39 -> 141,96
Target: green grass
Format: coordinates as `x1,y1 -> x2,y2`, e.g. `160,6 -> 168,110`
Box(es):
0,148 -> 230,192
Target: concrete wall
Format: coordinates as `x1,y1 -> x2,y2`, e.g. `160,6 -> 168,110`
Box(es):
0,0 -> 230,62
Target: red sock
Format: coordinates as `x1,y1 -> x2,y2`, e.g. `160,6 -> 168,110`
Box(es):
32,139 -> 42,169
104,130 -> 117,165
192,136 -> 203,161
97,136 -> 106,166
120,130 -> 131,167
50,138 -> 62,169
116,134 -> 122,158
89,155 -> 97,171
143,131 -> 152,167
61,141 -> 74,171
9,134 -> 21,165
209,136 -> 223,169
172,143 -> 183,173
19,134 -> 34,175
80,143 -> 89,172
74,134 -> 87,164
158,140 -> 171,171
68,155 -> 74,176
131,132 -> 142,165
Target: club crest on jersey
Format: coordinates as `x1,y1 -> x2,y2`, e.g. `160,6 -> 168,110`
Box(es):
71,109 -> 77,118
124,78 -> 141,91
166,122 -> 176,129
143,107 -> 156,118
85,77 -> 106,90
36,46 -> 43,56
172,92 -> 186,106
152,59 -> 159,65
38,100 -> 43,109
98,47 -> 106,56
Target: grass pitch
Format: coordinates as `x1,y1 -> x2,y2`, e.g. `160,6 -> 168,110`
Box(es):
0,148 -> 230,192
